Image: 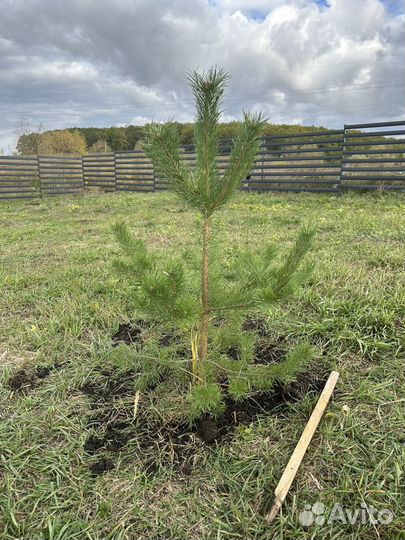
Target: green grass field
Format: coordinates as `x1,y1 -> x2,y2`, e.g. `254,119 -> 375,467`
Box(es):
1,191 -> 404,540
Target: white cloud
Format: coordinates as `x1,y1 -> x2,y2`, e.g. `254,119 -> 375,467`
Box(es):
0,0 -> 403,152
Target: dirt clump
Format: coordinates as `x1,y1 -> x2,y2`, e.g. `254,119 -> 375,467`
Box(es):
8,368 -> 38,393
7,362 -> 66,393
112,322 -> 145,346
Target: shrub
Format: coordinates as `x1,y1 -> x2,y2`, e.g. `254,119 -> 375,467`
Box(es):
38,130 -> 87,155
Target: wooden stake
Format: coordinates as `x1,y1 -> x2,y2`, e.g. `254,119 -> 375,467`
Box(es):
265,370 -> 340,523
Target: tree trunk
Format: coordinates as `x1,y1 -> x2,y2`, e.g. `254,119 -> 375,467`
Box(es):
198,216 -> 211,382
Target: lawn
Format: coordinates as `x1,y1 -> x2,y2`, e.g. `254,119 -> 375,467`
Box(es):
0,191 -> 404,540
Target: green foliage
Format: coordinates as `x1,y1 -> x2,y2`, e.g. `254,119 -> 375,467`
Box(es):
113,220 -> 314,328
89,139 -> 111,153
141,123 -> 198,209
210,318 -> 315,398
209,228 -> 315,310
17,122 -> 340,155
113,218 -> 316,416
112,221 -> 198,326
17,132 -> 42,155
37,130 -> 87,155
142,67 -> 266,217
187,382 -> 225,420
215,111 -> 265,210
273,342 -> 315,383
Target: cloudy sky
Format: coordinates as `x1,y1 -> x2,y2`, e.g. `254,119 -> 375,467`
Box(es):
0,0 -> 404,152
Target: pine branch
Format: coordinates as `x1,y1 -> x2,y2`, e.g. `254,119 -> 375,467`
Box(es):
269,227 -> 315,298
142,122 -> 198,208
212,111 -> 267,211
112,220 -> 144,256
112,220 -> 199,324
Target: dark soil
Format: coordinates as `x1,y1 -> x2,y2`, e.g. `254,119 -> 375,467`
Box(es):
196,371 -> 327,444
112,321 -> 145,346
112,320 -> 181,349
7,368 -> 38,393
253,341 -> 285,365
212,316 -> 228,328
158,330 -> 180,347
226,345 -> 241,361
81,367 -> 137,399
89,457 -> 114,476
81,362 -> 327,476
7,362 -> 66,393
83,317 -> 324,476
242,317 -> 269,337
35,363 -> 65,379
175,346 -> 190,359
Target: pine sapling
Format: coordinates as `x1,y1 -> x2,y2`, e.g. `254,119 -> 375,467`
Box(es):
112,67 -> 316,420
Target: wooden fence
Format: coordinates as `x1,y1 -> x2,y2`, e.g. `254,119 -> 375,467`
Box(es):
1,120 -> 404,200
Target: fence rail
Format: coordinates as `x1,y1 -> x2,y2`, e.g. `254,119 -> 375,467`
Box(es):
1,120 -> 404,200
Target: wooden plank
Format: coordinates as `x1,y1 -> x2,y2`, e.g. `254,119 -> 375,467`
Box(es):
344,140 -> 405,147
342,184 -> 405,190
249,172 -> 340,177
265,371 -> 340,523
253,164 -> 341,169
244,179 -> 338,185
262,130 -> 344,140
342,167 -> 404,173
345,120 -> 405,129
38,155 -> 82,161
264,138 -> 344,147
0,195 -> 37,200
40,181 -> 83,187
241,187 -> 339,193
341,175 -> 405,181
345,129 -> 405,138
0,175 -> 38,180
0,188 -> 36,194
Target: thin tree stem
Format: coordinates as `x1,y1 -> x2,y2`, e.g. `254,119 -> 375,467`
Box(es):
198,216 -> 211,382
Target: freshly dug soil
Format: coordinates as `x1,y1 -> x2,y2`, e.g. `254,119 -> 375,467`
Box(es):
7,368 -> 38,393
253,341 -> 285,365
7,362 -> 66,393
89,457 -> 114,476
158,330 -> 180,347
81,367 -> 137,399
112,320 -> 180,348
242,317 -> 269,337
81,362 -> 327,476
80,317 -> 327,476
112,321 -> 145,345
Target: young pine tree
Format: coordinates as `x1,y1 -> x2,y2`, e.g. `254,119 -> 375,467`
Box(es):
112,67 -> 315,420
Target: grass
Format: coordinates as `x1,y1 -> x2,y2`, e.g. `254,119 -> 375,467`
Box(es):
0,190 -> 404,540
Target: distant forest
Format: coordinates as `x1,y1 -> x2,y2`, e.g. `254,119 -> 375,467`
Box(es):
17,122 -> 333,155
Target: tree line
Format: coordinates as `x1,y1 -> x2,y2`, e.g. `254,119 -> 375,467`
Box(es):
16,122 -> 332,155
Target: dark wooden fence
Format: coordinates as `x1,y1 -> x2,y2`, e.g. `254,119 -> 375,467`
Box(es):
1,120 -> 404,201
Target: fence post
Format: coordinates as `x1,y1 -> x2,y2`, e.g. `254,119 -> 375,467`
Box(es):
36,154 -> 42,198
37,155 -> 44,197
113,152 -> 118,192
81,155 -> 85,191
338,124 -> 347,196
261,136 -> 264,188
